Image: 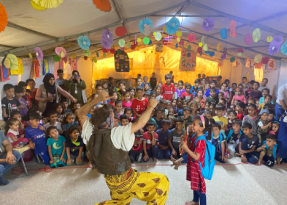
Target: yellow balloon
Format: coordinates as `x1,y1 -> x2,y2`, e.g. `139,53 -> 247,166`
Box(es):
199,43 -> 203,47
177,37 -> 181,42
137,38 -> 141,43
153,32 -> 157,36
163,26 -> 166,32
266,36 -> 273,43
60,51 -> 65,58
176,31 -> 182,37
31,0 -> 47,11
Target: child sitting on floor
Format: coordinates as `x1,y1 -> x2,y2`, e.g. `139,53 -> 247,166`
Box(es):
115,100 -> 124,120
142,122 -> 159,163
129,118 -> 144,163
211,123 -> 227,163
46,126 -> 67,168
5,118 -> 29,148
54,103 -> 64,123
236,102 -> 245,121
232,88 -> 247,104
225,120 -> 242,157
257,109 -> 271,144
257,134 -> 280,167
258,95 -> 272,111
44,111 -> 63,135
237,123 -> 259,164
62,113 -> 80,132
269,121 -> 280,136
153,106 -> 164,129
227,110 -> 237,130
119,115 -> 130,126
66,126 -> 84,165
242,104 -> 258,136
156,119 -> 171,160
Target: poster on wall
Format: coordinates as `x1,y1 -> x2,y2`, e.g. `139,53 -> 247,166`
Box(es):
179,48 -> 196,71
114,49 -> 130,72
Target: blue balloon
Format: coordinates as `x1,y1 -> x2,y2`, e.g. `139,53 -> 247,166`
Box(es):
220,28 -> 227,39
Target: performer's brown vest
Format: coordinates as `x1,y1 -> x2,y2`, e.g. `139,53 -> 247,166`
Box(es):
89,128 -> 131,175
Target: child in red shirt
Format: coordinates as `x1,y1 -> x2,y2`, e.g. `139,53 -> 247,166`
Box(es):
26,79 -> 38,106
161,74 -> 175,101
142,122 -> 159,162
236,102 -> 245,120
181,83 -> 194,101
131,87 -> 149,118
108,91 -> 118,107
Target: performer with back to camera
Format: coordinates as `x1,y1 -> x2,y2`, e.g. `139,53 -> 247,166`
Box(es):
76,90 -> 169,205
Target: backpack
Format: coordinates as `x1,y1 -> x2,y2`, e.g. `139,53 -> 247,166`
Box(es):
194,135 -> 216,180
226,129 -> 243,142
205,131 -> 226,152
263,140 -> 278,160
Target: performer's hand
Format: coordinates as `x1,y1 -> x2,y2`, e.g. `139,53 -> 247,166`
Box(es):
149,99 -> 158,109
97,90 -> 111,102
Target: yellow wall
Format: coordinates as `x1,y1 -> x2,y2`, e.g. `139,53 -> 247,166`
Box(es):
92,46 -> 219,87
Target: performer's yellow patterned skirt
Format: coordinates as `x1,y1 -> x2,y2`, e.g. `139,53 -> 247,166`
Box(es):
96,169 -> 169,205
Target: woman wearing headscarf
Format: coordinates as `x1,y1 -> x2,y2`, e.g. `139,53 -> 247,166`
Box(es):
65,70 -> 87,104
36,73 -> 77,116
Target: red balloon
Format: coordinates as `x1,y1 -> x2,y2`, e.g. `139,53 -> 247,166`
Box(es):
131,44 -> 136,50
102,47 -> 110,53
115,26 -> 127,37
110,48 -> 116,54
262,56 -> 270,64
197,47 -> 202,53
84,56 -> 88,60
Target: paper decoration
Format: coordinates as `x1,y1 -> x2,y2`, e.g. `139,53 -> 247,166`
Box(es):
143,37 -> 150,45
237,48 -> 244,56
83,49 -> 91,56
245,59 -> 251,68
31,0 -> 47,10
101,29 -> 113,49
230,20 -> 237,37
1,58 -> 10,81
188,34 -> 195,42
268,59 -> 276,70
252,28 -> 261,42
143,25 -> 152,36
197,47 -> 203,54
176,31 -> 182,37
94,59 -> 97,63
262,56 -> 269,64
221,54 -> 226,60
148,39 -> 152,45
138,18 -> 153,34
102,47 -> 110,53
202,17 -> 215,31
154,32 -> 162,41
43,57 -> 49,74
281,41 -> 287,55
110,48 -> 116,54
115,26 -> 127,37
187,45 -> 191,50
201,36 -> 205,45
166,17 -> 180,34
137,38 -> 141,43
126,42 -> 131,48
266,36 -> 273,43
230,57 -> 235,62
254,54 -> 262,63
179,39 -> 184,46
272,35 -> 283,45
10,58 -> 23,75
114,49 -> 130,72
177,38 -> 181,42
32,0 -> 63,9
0,3 -> 8,32
53,55 -> 61,62
55,47 -> 66,58
32,59 -> 41,78
269,43 -> 280,55
93,0 -> 111,12
199,43 -> 203,47
220,28 -> 227,39
255,62 -> 262,69
103,53 -> 106,58
179,48 -> 196,71
217,43 -> 223,51
118,39 -> 125,47
163,26 -> 166,32
205,51 -> 215,57
34,47 -> 43,61
78,36 -> 90,50
203,44 -> 208,51
6,54 -> 18,70
244,34 -> 253,45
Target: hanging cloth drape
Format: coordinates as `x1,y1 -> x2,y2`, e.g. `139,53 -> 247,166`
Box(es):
10,58 -> 23,75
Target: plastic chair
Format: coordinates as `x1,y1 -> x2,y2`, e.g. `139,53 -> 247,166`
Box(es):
13,145 -> 30,176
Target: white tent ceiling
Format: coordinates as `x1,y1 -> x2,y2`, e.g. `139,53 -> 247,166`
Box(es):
1,0 -> 287,61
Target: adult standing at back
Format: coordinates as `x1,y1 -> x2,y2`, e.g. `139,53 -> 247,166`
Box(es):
259,78 -> 270,92
65,70 -> 87,104
36,73 -> 77,116
150,72 -> 157,91
275,84 -> 287,120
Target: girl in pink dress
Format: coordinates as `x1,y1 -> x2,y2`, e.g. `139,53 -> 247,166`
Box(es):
231,88 -> 247,104
219,82 -> 229,99
5,118 -> 29,148
121,92 -> 133,109
180,115 -> 209,205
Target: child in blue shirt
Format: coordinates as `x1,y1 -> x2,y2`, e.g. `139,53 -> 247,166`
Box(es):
153,106 -> 164,129
225,120 -> 243,157
211,123 -> 227,163
156,119 -> 171,159
62,113 -> 80,132
25,113 -> 49,164
46,126 -> 67,168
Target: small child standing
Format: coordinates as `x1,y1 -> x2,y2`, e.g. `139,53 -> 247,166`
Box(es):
66,126 -> 84,165
1,84 -> 21,121
242,104 -> 258,136
176,80 -> 185,98
26,79 -> 38,106
231,88 -> 247,104
25,113 -> 49,164
142,122 -> 159,162
14,86 -> 28,117
257,109 -> 271,144
181,83 -> 193,101
257,134 -> 280,167
5,118 -> 29,148
131,87 -> 149,118
205,88 -> 218,104
155,86 -> 163,102
194,90 -> 206,112
180,107 -> 193,129
189,101 -> 199,120
121,92 -> 133,109
249,82 -> 262,100
168,118 -> 185,160
180,115 -> 209,205
54,103 -> 65,122
46,126 -> 67,168
237,123 -> 259,164
211,123 -> 227,163
161,74 -> 175,101
156,119 -> 171,160
115,100 -> 124,120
